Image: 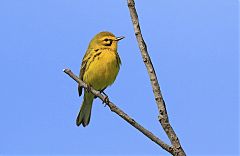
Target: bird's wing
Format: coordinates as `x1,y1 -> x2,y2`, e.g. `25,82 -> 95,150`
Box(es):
78,48 -> 99,96
78,50 -> 89,96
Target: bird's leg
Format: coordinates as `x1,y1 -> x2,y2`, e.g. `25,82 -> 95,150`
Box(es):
101,91 -> 109,106
101,91 -> 107,96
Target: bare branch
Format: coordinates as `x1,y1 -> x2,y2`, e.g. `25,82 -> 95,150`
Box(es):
127,0 -> 186,155
63,69 -> 174,154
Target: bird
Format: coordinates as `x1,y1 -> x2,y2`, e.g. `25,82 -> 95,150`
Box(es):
76,31 -> 124,127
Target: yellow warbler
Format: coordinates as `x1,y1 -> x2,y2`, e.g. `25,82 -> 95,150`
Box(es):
77,31 -> 124,127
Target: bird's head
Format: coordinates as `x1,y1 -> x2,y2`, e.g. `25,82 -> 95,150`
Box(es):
89,31 -> 124,51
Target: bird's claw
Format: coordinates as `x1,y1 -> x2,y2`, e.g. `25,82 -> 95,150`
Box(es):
100,91 -> 109,106
102,96 -> 109,106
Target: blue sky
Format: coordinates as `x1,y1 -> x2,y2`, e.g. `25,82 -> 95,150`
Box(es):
0,0 -> 238,155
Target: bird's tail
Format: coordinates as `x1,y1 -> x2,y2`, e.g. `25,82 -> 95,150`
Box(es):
76,92 -> 94,127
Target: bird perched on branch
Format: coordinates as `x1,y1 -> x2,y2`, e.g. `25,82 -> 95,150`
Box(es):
77,31 -> 124,127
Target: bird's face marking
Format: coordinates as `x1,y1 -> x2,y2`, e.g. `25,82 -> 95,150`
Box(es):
101,36 -> 115,46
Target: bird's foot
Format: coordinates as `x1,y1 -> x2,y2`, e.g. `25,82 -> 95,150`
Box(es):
101,91 -> 109,106
102,96 -> 110,107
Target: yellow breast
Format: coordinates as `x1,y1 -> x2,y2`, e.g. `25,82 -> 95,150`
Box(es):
83,49 -> 120,91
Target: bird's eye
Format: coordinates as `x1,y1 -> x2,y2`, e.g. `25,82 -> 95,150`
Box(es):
104,38 -> 109,42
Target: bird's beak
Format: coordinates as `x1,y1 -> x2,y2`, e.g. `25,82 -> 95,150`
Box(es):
115,36 -> 125,41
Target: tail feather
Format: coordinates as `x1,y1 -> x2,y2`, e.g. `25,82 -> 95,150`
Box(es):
78,85 -> 82,97
76,92 -> 94,127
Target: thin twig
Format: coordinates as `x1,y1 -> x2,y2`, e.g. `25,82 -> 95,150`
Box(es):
127,0 -> 186,155
63,69 -> 174,154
